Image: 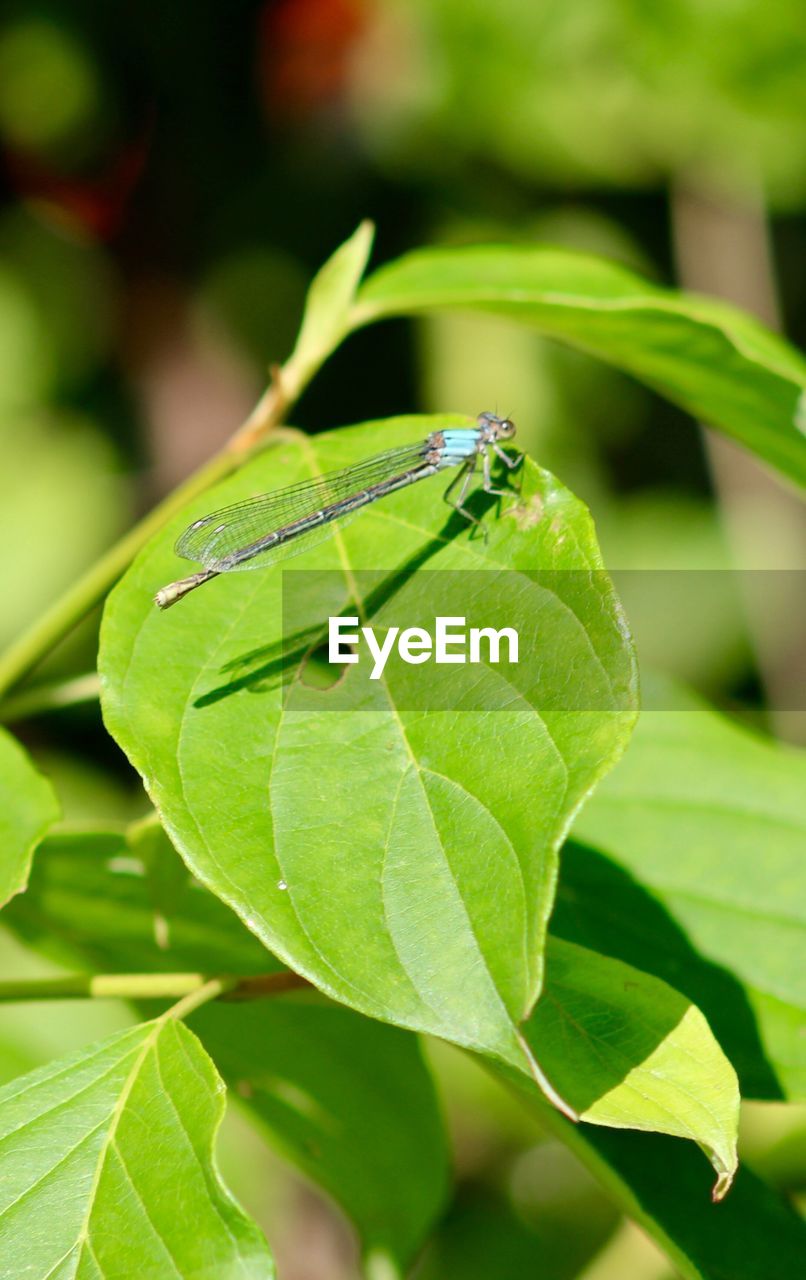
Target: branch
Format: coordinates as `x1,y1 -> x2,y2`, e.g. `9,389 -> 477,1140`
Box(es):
0,672 -> 101,723
0,223 -> 376,697
0,971 -> 312,1005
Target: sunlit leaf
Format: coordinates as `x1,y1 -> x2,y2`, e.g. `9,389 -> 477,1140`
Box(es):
0,1017 -> 274,1278
352,245 -> 806,485
568,676 -> 806,1099
4,830 -> 451,1266
100,415 -> 637,1102
0,726 -> 58,907
285,220 -> 375,391
521,938 -> 739,1198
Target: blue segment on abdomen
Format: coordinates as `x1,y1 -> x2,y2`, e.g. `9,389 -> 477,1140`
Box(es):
436,428 -> 482,467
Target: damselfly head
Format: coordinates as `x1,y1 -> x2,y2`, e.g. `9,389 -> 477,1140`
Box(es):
477,411 -> 516,441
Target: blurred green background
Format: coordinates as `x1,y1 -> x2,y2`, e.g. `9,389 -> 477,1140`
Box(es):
1,1 -> 805,1275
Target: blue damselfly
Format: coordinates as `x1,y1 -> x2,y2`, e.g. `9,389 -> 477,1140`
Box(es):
155,412 -> 521,608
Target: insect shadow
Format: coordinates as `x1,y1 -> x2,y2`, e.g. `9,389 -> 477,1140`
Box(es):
192,488 -> 499,709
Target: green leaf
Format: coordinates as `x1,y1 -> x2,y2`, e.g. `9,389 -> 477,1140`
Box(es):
6,833 -> 795,1279
0,1017 -> 274,1279
6,830 -> 275,975
99,415 -> 637,1102
192,1002 -> 449,1269
0,725 -> 59,907
352,245 -> 806,486
284,220 -> 375,394
126,813 -> 196,949
522,938 -> 739,1198
4,830 -> 451,1266
569,677 -> 806,1100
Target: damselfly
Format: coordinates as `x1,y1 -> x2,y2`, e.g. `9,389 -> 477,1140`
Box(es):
155,412 -> 521,609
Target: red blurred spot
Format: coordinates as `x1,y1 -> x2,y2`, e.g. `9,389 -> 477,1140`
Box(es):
4,125 -> 151,241
260,0 -> 370,120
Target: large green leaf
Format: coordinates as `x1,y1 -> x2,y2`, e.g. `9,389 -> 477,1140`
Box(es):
0,829 -> 759,1273
521,938 -> 739,1198
0,1016 -> 274,1279
4,830 -> 451,1267
100,416 -> 637,1098
191,1001 -> 449,1270
569,678 -> 806,1100
352,246 -> 806,486
6,832 -> 738,1235
0,726 -> 59,906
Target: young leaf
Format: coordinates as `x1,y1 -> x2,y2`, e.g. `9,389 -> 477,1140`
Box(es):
283,220 -> 375,395
523,938 -> 739,1199
0,1017 -> 274,1278
352,246 -> 806,486
99,416 -> 637,1103
569,676 -> 806,1100
0,726 -> 59,907
4,830 -> 451,1267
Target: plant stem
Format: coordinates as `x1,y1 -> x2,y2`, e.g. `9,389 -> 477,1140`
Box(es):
0,970 -> 311,1005
222,972 -> 313,1000
0,672 -> 101,722
0,219 -> 373,696
165,976 -> 239,1021
0,973 -> 207,1002
0,451 -> 231,699
0,370 -> 297,700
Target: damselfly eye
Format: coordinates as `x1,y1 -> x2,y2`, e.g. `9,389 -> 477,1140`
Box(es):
477,410 -> 516,437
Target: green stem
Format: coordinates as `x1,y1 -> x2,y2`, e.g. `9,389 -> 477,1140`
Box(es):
0,451 -> 233,699
0,973 -> 209,1003
0,218 -> 374,698
0,671 -> 101,722
0,970 -> 311,1005
0,360 -> 306,700
165,976 -> 239,1021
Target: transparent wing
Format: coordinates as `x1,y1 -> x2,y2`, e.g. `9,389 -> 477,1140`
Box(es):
176,440 -> 438,572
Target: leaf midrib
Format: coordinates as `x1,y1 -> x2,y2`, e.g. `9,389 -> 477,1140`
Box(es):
72,1021 -> 164,1275
301,432 -> 523,1045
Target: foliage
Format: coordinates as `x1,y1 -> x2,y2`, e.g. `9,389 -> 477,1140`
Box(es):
0,226 -> 805,1279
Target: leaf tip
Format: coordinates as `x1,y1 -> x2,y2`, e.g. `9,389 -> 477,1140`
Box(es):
355,217 -> 376,245
711,1165 -> 736,1203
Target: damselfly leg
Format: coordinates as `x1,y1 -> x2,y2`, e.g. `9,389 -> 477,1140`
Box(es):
442,454 -> 480,527
443,441 -> 523,541
481,442 -> 524,497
